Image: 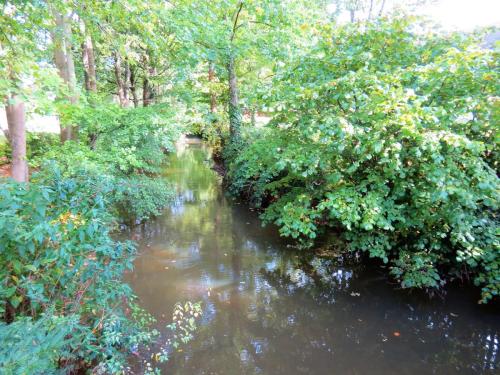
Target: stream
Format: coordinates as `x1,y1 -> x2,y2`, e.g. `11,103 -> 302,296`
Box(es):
127,140 -> 499,374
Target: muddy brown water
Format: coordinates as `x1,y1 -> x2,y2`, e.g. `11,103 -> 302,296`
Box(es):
126,142 -> 499,374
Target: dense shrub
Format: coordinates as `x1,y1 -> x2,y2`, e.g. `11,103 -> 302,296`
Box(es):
37,103 -> 182,175
0,102 -> 187,372
0,175 -> 156,373
227,18 -> 499,302
30,103 -> 181,223
113,175 -> 175,223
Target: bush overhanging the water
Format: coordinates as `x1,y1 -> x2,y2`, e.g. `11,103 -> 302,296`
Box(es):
227,18 -> 500,303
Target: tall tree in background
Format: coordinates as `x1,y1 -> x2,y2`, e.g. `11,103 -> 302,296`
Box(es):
0,2 -> 43,182
80,20 -> 97,93
170,0 -> 312,145
227,2 -> 244,142
331,0 -> 432,22
51,1 -> 79,142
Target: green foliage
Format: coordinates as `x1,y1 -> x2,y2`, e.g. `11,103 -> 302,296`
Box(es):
0,132 -> 60,166
74,102 -> 182,174
0,174 -> 157,373
0,96 -> 183,372
227,17 -> 500,302
114,175 -> 175,223
0,313 -> 83,374
30,103 -> 181,223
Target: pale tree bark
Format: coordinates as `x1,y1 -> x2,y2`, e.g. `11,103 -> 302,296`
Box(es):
80,18 -> 97,93
114,52 -> 128,107
5,97 -> 28,182
368,0 -> 374,19
52,6 -> 78,142
124,58 -> 130,106
82,34 -> 97,92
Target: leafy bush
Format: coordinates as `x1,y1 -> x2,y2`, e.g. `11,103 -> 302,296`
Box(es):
0,132 -> 59,166
0,100 -> 187,372
79,103 -> 182,174
114,175 -> 175,223
227,17 -> 499,302
30,102 -> 181,223
0,174 -> 158,372
0,313 -> 83,374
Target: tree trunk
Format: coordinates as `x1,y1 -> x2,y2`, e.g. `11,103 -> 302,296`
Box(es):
52,7 -> 78,142
5,97 -> 28,182
227,55 -> 241,142
143,76 -> 151,107
130,67 -> 139,108
368,0 -> 374,19
208,63 -> 217,113
82,34 -> 97,92
143,66 -> 155,107
350,9 -> 355,23
114,52 -> 127,107
124,58 -> 130,106
378,0 -> 386,16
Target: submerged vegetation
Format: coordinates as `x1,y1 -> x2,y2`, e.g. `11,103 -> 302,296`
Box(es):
0,0 -> 498,373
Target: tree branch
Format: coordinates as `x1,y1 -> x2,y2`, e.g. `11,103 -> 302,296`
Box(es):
231,2 -> 244,42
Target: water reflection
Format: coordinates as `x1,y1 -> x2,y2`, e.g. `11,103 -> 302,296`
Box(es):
127,143 -> 499,374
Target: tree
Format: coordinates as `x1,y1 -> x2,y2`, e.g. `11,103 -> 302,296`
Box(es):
170,0 -> 323,146
5,97 -> 28,182
80,21 -> 97,93
330,0 -> 430,22
0,2 -> 47,182
50,1 -> 79,142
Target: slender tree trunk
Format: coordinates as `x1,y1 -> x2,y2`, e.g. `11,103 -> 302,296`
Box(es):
143,76 -> 151,107
52,7 -> 78,142
82,34 -> 97,92
378,0 -> 386,16
227,55 -> 241,142
114,52 -> 127,107
368,0 -> 374,19
124,58 -> 130,106
208,63 -> 217,113
130,67 -> 139,108
350,9 -> 355,23
5,97 -> 28,182
143,66 -> 155,107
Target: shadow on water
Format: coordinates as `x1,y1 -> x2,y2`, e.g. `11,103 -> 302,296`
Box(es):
126,142 -> 499,374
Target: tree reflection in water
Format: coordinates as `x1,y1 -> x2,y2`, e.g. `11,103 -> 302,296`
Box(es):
127,143 -> 499,374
